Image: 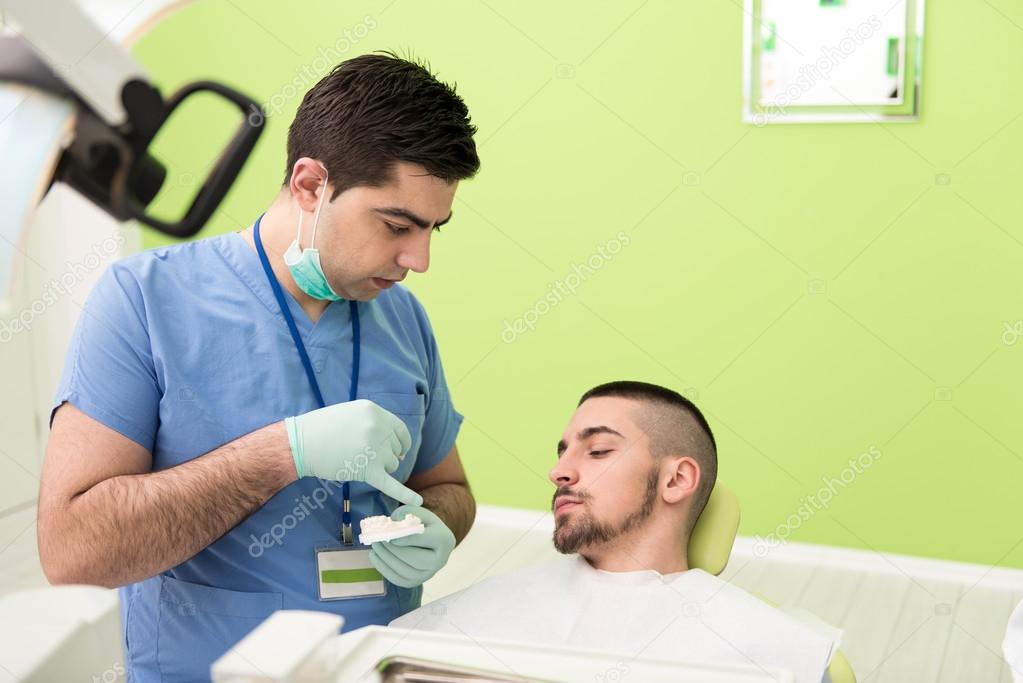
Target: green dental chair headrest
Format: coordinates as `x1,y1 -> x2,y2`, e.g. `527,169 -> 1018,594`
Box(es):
687,482 -> 740,576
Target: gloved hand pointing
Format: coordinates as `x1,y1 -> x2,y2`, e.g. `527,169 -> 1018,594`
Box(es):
284,399 -> 422,507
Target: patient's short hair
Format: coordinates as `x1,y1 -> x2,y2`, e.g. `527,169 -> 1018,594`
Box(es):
578,381 -> 717,536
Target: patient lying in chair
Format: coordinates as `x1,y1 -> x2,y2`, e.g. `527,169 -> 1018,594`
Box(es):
391,381 -> 839,683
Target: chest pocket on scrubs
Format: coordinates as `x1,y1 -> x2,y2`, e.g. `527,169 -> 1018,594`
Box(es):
368,391 -> 426,480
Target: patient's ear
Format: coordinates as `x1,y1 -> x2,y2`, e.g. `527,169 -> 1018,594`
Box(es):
662,456 -> 700,505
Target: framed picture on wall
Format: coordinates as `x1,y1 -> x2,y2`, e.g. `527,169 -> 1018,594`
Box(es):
742,0 -> 925,124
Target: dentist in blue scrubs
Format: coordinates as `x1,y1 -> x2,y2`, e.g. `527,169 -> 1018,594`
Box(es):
36,52 -> 480,682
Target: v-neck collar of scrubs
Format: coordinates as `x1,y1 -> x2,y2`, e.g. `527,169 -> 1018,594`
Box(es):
215,230 -> 352,348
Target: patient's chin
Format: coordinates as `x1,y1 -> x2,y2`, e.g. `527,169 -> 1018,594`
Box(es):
553,513 -> 616,554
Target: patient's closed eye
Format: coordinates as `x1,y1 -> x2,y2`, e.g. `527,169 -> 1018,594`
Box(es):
589,450 -> 612,457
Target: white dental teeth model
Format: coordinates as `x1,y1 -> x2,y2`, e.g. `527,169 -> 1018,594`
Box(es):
358,513 -> 425,545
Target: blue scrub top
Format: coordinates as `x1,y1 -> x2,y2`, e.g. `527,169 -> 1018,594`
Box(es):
52,231 -> 463,682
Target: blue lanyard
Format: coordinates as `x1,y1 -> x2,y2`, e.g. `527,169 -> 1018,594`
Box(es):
254,213 -> 360,544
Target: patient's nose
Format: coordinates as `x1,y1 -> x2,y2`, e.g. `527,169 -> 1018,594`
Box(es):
549,461 -> 578,487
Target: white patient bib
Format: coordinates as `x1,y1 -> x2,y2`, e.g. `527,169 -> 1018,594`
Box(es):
392,554 -> 838,683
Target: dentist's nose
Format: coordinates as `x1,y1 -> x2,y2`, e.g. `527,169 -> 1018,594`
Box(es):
396,237 -> 430,274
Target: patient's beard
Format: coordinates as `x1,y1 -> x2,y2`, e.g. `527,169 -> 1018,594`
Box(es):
553,466 -> 660,554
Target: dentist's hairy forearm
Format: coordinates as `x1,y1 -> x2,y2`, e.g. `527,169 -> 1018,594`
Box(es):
418,482 -> 476,545
38,420 -> 296,589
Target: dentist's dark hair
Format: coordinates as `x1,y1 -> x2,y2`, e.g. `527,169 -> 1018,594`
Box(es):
284,50 -> 480,198
578,381 -> 717,538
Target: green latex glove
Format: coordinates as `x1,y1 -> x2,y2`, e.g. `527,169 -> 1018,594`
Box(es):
284,399 -> 422,507
367,505 -> 455,588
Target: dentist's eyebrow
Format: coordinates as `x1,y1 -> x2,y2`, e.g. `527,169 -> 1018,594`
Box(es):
374,207 -> 453,229
556,425 -> 624,456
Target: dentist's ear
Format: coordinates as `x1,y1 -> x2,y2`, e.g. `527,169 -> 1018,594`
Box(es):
662,456 -> 700,505
288,157 -> 331,212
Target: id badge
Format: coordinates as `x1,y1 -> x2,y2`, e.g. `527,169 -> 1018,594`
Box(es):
315,545 -> 386,601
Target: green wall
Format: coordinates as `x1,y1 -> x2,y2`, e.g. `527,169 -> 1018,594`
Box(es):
133,0 -> 1023,569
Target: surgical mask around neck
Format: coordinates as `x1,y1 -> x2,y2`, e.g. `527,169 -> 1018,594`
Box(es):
283,166 -> 342,301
